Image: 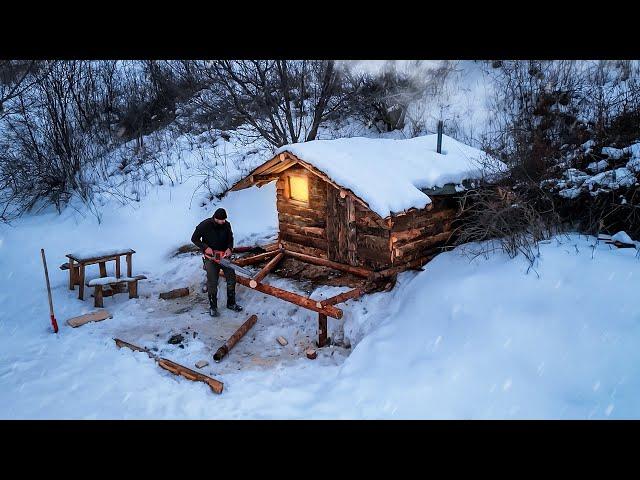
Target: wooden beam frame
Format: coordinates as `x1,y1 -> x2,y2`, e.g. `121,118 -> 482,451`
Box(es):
253,252 -> 284,283
233,249 -> 281,267
219,270 -> 343,319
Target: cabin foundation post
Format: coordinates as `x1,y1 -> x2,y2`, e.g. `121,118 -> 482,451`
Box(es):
317,313 -> 328,347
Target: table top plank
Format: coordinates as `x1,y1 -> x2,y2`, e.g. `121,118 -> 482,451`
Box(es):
66,248 -> 136,263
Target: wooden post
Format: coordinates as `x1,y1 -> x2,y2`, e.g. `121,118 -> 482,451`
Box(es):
125,253 -> 132,277
213,314 -> 258,362
317,313 -> 328,348
437,120 -> 443,154
128,280 -> 138,299
94,285 -> 104,308
115,256 -> 121,278
78,264 -> 86,300
99,261 -> 107,277
68,258 -> 76,290
346,196 -> 357,266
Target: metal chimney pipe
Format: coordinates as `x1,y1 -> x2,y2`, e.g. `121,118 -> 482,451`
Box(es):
437,120 -> 443,154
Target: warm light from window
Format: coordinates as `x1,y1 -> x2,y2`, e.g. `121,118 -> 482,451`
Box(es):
289,176 -> 309,203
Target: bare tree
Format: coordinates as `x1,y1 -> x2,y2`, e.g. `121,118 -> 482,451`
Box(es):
192,60 -> 353,147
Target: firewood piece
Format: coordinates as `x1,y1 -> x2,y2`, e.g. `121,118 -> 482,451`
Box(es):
276,336 -> 288,346
253,252 -> 284,283
114,338 -> 223,394
195,360 -> 209,369
306,349 -> 317,360
159,287 -> 190,300
233,250 -> 280,267
220,270 -> 343,318
213,314 -> 258,362
317,287 -> 364,308
66,310 -> 113,327
284,250 -> 373,278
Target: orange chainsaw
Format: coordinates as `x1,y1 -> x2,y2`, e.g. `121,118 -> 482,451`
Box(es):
203,249 -> 254,277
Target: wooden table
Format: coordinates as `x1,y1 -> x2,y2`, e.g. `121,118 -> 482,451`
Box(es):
66,249 -> 136,300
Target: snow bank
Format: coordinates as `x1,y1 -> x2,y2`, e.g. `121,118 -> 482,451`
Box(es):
276,134 -> 504,218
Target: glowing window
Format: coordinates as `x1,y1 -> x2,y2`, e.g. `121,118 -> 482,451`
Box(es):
288,175 -> 309,203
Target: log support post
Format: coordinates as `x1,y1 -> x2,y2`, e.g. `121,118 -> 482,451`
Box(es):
317,313 -> 328,348
125,253 -> 132,277
99,261 -> 107,277
128,280 -> 138,299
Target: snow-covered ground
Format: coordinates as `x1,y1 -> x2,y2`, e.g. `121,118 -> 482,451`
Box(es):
2,166 -> 640,418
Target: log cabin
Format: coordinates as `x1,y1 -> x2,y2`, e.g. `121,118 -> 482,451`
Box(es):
229,134 -> 504,274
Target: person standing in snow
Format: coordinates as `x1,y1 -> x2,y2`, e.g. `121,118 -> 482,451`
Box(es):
191,208 -> 243,317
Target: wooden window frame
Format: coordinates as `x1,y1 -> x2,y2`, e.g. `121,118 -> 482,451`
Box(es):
286,172 -> 310,206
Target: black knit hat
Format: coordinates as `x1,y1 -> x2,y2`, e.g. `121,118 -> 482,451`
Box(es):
213,208 -> 227,220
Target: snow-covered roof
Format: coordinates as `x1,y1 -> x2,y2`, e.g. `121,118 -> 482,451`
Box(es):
269,134 -> 504,218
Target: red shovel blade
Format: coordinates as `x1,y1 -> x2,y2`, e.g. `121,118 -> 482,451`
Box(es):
51,314 -> 59,334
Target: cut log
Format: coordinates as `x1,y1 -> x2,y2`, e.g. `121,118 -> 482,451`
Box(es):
276,336 -> 288,346
233,250 -> 280,267
284,250 -> 373,278
159,287 -> 190,300
306,348 -> 317,360
114,338 -> 223,394
317,287 -> 364,308
371,255 -> 434,280
66,310 -> 113,328
220,270 -> 343,319
253,252 -> 284,283
195,360 -> 209,369
394,231 -> 452,258
213,314 -> 258,362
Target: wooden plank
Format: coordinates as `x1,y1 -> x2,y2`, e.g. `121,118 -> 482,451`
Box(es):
66,310 -> 113,327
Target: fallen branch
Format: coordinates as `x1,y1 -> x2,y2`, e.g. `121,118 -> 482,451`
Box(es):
213,314 -> 258,362
114,338 -> 224,394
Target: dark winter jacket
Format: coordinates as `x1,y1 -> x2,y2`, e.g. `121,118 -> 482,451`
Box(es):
191,218 -> 234,252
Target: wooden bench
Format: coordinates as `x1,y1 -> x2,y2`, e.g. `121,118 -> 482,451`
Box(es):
85,275 -> 147,308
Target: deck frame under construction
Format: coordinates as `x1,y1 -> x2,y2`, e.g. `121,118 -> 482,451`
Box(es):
228,244 -> 427,347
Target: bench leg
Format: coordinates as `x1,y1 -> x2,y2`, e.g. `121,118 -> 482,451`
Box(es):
126,253 -> 132,277
69,259 -> 75,290
78,265 -> 86,300
318,313 -> 328,348
94,285 -> 104,308
115,256 -> 121,278
99,261 -> 107,277
128,280 -> 138,299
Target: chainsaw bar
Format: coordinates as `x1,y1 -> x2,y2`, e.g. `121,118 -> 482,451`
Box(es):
218,257 -> 254,277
